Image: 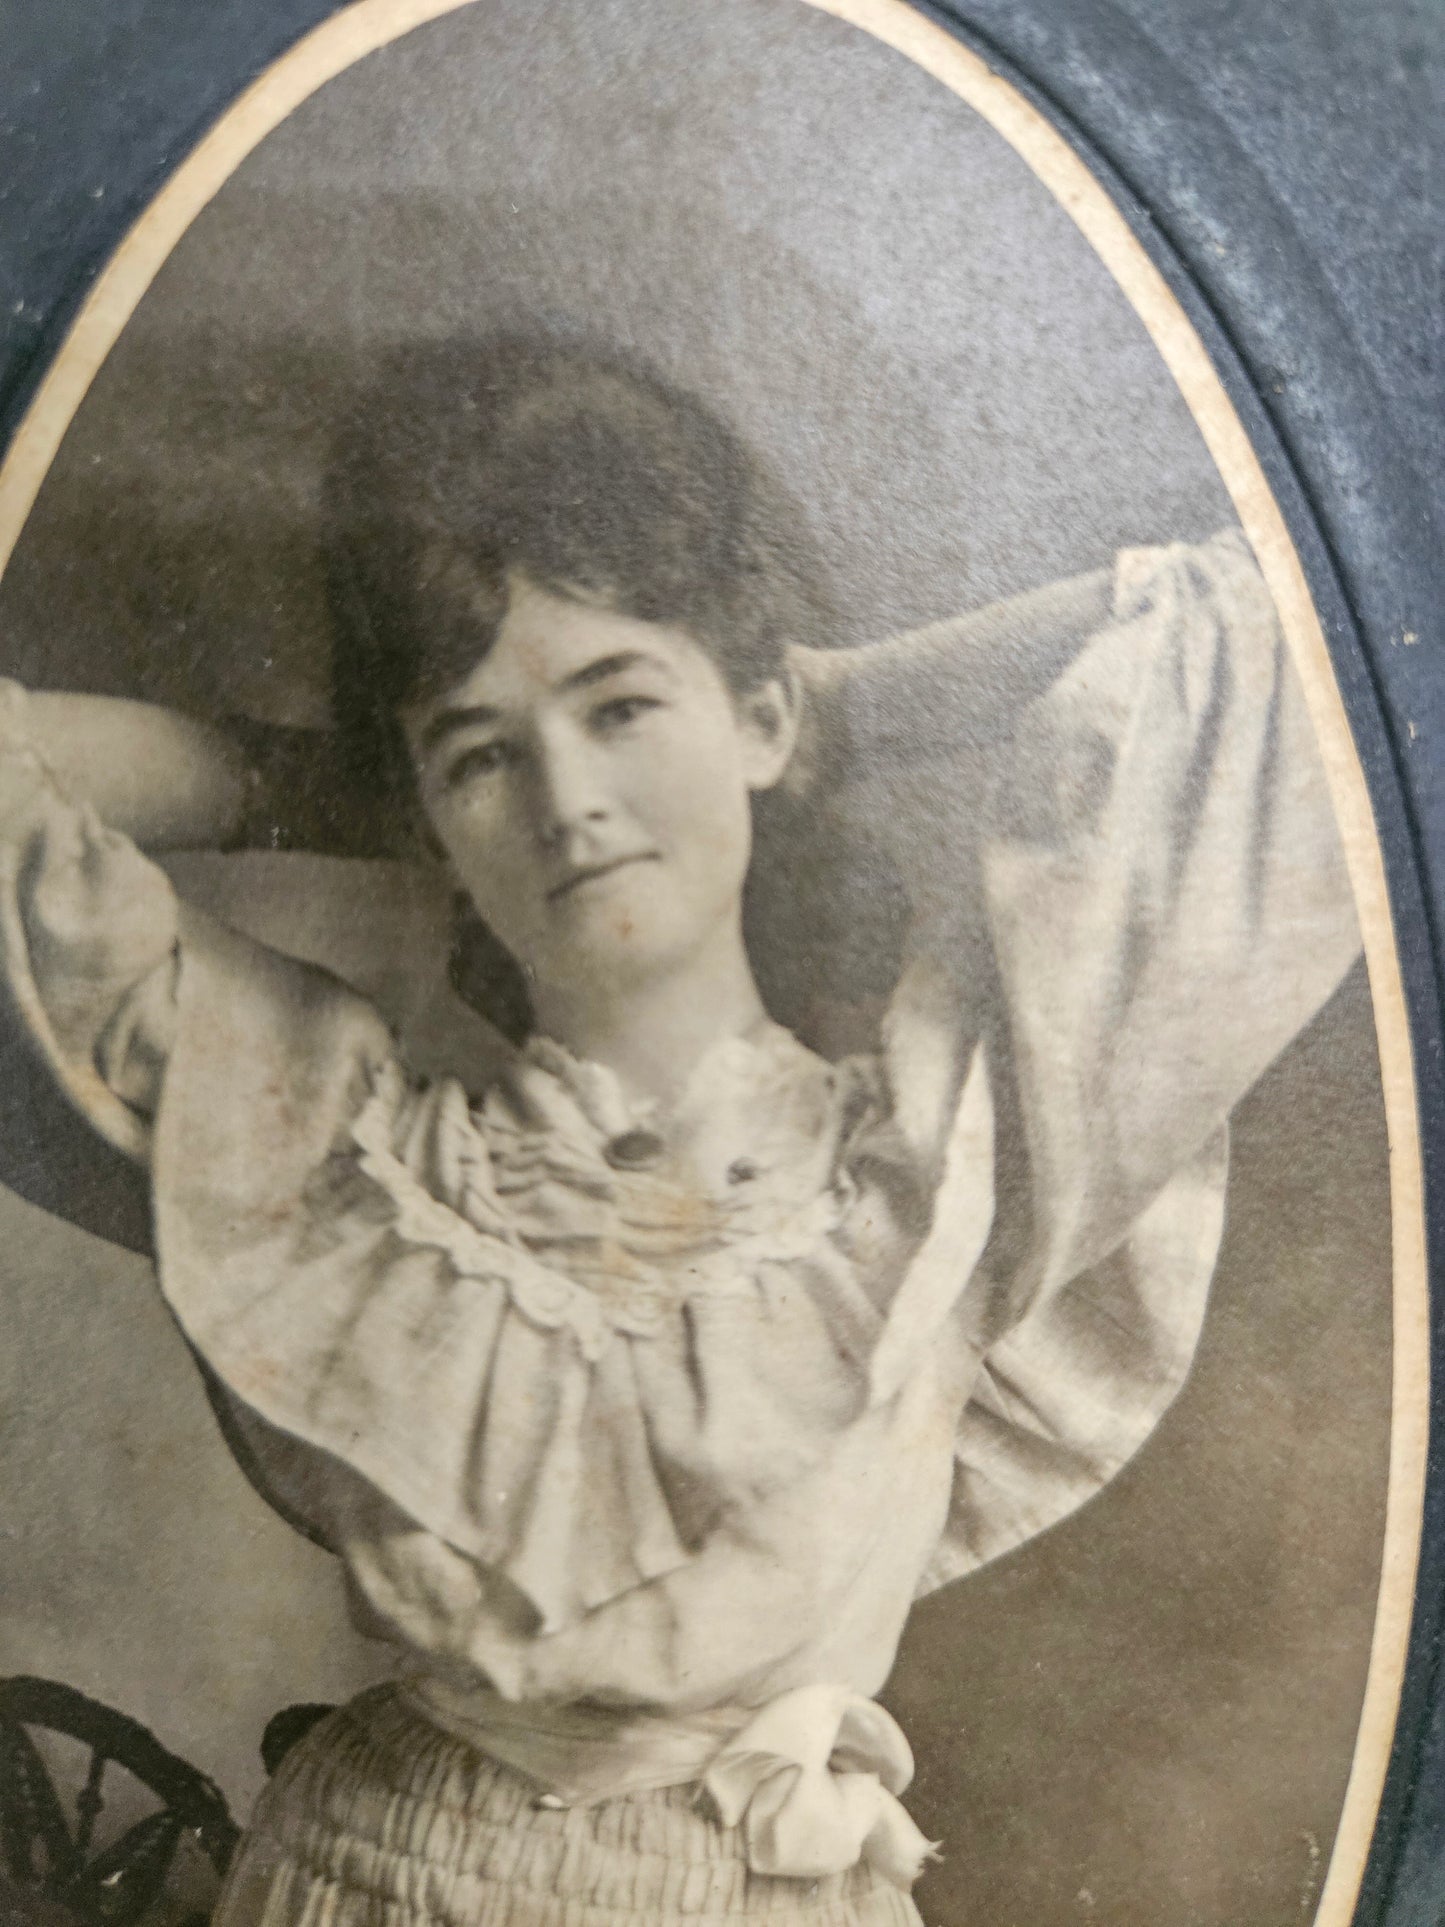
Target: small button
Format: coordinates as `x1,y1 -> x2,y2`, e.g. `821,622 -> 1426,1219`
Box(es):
603,1128 -> 666,1171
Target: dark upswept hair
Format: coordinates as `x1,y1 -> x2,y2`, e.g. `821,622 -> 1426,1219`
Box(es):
320,331 -> 840,1038
324,331 -> 838,811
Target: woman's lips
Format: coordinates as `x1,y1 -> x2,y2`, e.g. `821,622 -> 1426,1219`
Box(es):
547,852 -> 660,902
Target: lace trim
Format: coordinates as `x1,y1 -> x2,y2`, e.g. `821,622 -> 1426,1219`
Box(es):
348,1062 -> 855,1355
350,1069 -> 620,1359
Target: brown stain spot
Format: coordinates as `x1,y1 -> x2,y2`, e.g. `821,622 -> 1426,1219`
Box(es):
236,1353 -> 286,1400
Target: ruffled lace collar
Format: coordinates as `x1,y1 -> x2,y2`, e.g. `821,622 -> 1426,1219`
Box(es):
513,1020 -> 831,1150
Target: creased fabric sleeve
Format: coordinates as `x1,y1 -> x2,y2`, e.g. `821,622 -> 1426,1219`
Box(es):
900,531 -> 1362,1587
0,678 -> 179,1159
983,530 -> 1359,1301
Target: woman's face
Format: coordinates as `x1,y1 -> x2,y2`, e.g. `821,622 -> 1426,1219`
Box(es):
404,574 -> 797,1003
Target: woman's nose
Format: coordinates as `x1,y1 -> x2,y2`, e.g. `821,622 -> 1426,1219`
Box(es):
531,727 -> 610,846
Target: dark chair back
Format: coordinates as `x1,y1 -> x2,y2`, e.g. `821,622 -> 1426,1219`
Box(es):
0,1676 -> 238,1927
259,1702 -> 336,1781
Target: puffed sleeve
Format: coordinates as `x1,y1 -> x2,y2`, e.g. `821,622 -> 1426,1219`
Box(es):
980,530 -> 1358,1298
0,689 -> 507,1583
832,532 -> 1361,1588
0,679 -> 182,1158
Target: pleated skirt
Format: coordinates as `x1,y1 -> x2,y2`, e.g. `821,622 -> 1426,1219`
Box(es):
211,1685 -> 925,1927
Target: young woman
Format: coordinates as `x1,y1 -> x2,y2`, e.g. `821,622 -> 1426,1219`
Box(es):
0,337 -> 1359,1925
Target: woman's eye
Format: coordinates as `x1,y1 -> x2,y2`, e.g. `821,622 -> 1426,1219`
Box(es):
592,695 -> 661,732
442,740 -> 515,788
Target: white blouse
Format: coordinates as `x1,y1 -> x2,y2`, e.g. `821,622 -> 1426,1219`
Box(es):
0,529 -> 1360,1883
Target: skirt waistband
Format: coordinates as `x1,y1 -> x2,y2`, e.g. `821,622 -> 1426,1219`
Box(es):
398,1676 -> 938,1891
401,1675 -> 747,1806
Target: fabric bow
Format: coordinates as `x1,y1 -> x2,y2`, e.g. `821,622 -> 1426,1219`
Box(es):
703,1684 -> 939,1888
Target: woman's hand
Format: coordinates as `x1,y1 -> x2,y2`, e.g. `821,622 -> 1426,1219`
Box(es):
5,686 -> 253,850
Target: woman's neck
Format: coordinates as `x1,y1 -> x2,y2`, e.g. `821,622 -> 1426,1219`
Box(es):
531,926 -> 770,1109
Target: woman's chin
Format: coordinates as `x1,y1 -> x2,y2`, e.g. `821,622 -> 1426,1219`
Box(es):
539,876 -> 686,965
533,912 -> 711,1008
547,932 -> 685,996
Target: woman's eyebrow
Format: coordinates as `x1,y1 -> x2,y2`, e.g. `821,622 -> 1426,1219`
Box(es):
418,703 -> 503,755
557,649 -> 668,695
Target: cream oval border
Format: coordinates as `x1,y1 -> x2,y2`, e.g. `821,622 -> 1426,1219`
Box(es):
0,3 -> 1427,1922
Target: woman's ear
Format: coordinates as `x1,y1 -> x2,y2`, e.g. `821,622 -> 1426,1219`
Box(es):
737,668 -> 802,793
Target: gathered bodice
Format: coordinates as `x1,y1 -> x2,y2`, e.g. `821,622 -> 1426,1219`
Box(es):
133,911 -> 993,1704
369,1026 -> 883,1337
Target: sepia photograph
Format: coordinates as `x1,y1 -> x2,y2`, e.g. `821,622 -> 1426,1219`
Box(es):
0,2 -> 1417,1923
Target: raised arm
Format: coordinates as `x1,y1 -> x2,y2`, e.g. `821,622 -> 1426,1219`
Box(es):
787,565 -> 1113,792
913,530 -> 1362,1585
0,682 -> 363,1145
2,660 -> 471,1191
767,532 -> 1363,1588
17,690 -> 391,857
19,691 -> 253,850
0,682 -> 195,1162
